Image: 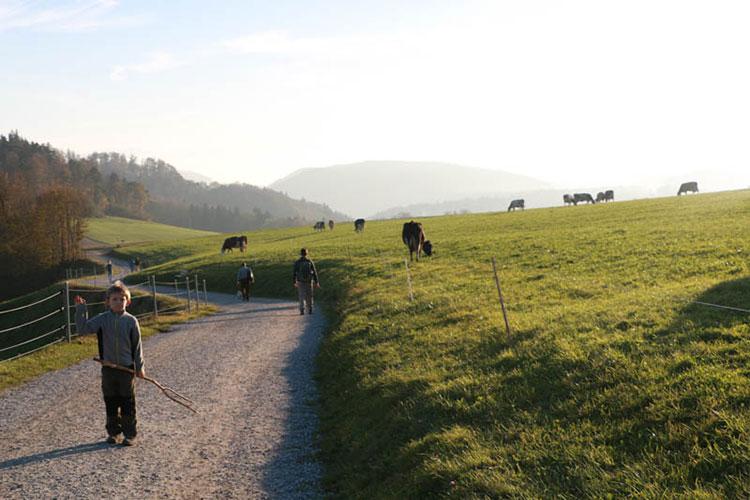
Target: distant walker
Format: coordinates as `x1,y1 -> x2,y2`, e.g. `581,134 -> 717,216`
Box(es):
507,199 -> 525,212
677,181 -> 699,195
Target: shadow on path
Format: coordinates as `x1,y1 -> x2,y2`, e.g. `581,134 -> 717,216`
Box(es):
0,442 -> 112,470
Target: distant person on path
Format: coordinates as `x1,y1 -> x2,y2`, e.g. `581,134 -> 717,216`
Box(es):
236,262 -> 255,302
293,248 -> 320,315
129,259 -> 135,273
74,281 -> 145,447
134,257 -> 141,272
106,260 -> 113,283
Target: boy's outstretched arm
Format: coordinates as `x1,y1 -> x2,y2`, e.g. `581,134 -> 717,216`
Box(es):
74,296 -> 105,335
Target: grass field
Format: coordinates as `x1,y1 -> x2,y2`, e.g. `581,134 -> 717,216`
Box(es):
103,191 -> 750,496
86,216 -> 217,245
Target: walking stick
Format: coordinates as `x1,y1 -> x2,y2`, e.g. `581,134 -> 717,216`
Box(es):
93,358 -> 198,414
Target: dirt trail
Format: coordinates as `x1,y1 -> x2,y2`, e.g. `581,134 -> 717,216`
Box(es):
0,291 -> 325,498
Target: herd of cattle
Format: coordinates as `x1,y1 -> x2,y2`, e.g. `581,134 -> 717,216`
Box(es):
221,182 -> 700,258
507,181 -> 699,212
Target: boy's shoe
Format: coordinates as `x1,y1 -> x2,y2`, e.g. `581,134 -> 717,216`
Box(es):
307,309 -> 313,314
121,437 -> 136,446
299,310 -> 304,315
105,435 -> 119,444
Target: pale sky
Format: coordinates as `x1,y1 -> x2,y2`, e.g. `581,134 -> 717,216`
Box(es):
2,0 -> 750,190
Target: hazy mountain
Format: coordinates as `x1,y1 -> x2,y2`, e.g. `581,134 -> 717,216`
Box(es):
269,161 -> 551,218
179,169 -> 214,184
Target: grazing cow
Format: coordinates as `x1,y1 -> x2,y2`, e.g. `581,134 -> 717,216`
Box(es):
508,199 -> 525,212
328,220 -> 335,231
574,193 -> 596,204
604,190 -> 614,202
402,221 -> 430,261
596,192 -> 606,203
423,240 -> 433,257
354,218 -> 366,232
313,221 -> 325,231
221,235 -> 248,253
563,194 -> 575,206
677,181 -> 699,195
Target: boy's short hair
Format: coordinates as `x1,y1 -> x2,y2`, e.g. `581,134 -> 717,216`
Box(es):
300,248 -> 308,256
107,280 -> 131,301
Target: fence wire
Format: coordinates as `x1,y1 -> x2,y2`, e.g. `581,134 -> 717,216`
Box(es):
0,325 -> 66,353
0,308 -> 64,334
0,291 -> 62,316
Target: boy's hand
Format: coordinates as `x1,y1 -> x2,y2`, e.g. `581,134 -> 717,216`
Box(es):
293,282 -> 298,288
74,295 -> 86,304
136,368 -> 146,378
315,283 -> 321,288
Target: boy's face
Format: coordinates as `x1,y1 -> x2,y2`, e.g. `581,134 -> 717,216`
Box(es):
107,292 -> 130,313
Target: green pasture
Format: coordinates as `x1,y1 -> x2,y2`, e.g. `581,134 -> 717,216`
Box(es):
115,190 -> 749,497
85,216 -> 217,245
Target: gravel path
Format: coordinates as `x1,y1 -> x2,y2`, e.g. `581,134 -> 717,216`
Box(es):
0,292 -> 325,499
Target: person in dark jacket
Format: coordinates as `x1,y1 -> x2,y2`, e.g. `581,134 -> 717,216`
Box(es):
236,262 -> 255,302
293,248 -> 320,315
75,281 -> 145,446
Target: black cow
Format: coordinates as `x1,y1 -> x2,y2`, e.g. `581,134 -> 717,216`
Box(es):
507,199 -> 525,212
574,193 -> 596,204
596,192 -> 606,203
563,194 -> 575,206
354,218 -> 365,232
604,190 -> 614,202
402,221 -> 432,261
678,181 -> 698,195
328,220 -> 335,231
313,221 -> 325,231
221,235 -> 248,253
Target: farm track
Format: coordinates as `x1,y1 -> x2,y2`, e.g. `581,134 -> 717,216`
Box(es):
0,292 -> 324,499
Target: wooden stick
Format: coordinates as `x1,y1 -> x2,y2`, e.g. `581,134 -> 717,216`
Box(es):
491,257 -> 511,335
93,358 -> 198,414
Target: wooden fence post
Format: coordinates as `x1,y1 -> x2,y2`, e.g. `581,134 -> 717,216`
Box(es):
64,281 -> 72,342
194,274 -> 200,311
491,257 -> 511,335
203,279 -> 207,305
151,275 -> 159,319
185,276 -> 192,313
404,259 -> 414,302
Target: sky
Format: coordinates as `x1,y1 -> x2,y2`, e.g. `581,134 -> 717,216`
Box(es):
2,0 -> 750,190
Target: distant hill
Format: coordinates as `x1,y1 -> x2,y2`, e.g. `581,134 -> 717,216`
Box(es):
90,153 -> 348,230
179,169 -> 214,184
269,161 -> 550,218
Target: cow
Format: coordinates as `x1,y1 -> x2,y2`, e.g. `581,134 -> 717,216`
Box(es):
354,218 -> 365,232
402,221 -> 431,261
604,190 -> 614,202
574,193 -> 596,204
677,181 -> 698,195
313,221 -> 325,231
563,194 -> 575,206
328,220 -> 335,231
507,199 -> 525,212
221,235 -> 248,253
596,192 -> 606,203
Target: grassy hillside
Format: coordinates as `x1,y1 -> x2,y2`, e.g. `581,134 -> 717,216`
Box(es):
86,216 -> 217,245
115,190 -> 750,497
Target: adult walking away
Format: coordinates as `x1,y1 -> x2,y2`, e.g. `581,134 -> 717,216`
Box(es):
106,259 -> 113,283
293,248 -> 320,315
74,281 -> 145,446
236,261 -> 255,302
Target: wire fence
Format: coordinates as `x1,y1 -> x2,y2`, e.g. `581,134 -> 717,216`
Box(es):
0,274 -> 210,363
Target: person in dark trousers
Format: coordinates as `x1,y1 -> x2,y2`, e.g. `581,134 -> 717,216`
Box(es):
75,281 -> 145,446
293,248 -> 320,315
106,260 -> 113,284
236,262 -> 255,302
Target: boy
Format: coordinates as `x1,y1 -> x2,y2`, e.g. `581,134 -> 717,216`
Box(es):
75,281 -> 145,446
293,248 -> 320,315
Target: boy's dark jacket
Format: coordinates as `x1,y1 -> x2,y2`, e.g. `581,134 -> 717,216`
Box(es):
75,306 -> 145,370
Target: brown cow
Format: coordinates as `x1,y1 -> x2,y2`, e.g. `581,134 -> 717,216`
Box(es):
402,221 -> 432,261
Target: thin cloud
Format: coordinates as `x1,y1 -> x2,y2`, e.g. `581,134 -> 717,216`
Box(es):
0,0 -> 146,32
110,51 -> 182,81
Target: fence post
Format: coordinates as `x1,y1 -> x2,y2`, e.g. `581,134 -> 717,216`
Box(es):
404,259 -> 414,302
203,279 -> 207,305
174,279 -> 178,295
151,275 -> 159,319
64,281 -> 72,342
185,276 -> 192,313
491,257 -> 511,335
194,274 -> 200,311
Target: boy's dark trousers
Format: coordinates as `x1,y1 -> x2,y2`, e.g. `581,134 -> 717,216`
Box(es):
101,366 -> 137,438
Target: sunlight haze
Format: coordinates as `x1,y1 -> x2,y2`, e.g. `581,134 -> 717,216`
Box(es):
2,0 -> 749,190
